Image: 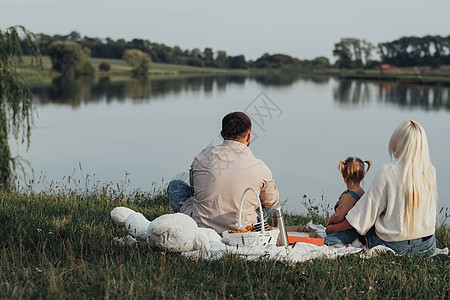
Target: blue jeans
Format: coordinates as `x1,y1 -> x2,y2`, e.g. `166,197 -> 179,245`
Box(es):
167,179 -> 271,222
167,179 -> 194,213
324,229 -> 365,246
365,227 -> 436,257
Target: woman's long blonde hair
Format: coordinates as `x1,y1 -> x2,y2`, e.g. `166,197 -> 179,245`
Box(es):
388,120 -> 437,229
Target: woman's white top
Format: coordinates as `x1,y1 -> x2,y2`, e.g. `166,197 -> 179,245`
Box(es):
346,162 -> 437,242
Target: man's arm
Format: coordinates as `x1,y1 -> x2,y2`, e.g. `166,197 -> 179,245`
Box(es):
259,177 -> 279,208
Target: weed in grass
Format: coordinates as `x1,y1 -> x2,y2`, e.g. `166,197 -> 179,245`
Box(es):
299,193 -> 331,225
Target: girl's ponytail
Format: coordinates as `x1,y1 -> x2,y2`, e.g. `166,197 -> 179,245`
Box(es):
364,160 -> 372,173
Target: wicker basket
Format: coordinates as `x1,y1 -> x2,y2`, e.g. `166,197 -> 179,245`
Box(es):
222,187 -> 280,246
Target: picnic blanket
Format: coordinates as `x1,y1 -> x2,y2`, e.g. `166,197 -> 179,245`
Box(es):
180,222 -> 448,261
114,231 -> 448,263
180,240 -> 448,262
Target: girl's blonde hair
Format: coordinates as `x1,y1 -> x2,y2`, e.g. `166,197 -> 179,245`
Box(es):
338,157 -> 371,185
388,120 -> 437,229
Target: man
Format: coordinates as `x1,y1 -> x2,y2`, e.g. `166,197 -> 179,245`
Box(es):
167,111 -> 279,233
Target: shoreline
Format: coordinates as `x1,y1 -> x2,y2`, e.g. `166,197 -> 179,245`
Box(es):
20,56 -> 450,86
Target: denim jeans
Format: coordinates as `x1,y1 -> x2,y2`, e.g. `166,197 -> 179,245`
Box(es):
167,179 -> 194,213
167,179 -> 271,222
365,227 -> 436,257
324,228 -> 365,246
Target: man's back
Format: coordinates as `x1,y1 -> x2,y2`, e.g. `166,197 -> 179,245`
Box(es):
180,140 -> 279,233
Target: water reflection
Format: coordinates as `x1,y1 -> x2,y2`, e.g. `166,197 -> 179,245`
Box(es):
334,81 -> 450,110
29,74 -> 310,107
30,76 -> 242,106
30,75 -> 450,111
250,74 -> 329,86
379,84 -> 450,110
333,81 -> 371,105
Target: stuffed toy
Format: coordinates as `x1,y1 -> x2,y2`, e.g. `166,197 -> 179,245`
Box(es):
111,207 -> 221,252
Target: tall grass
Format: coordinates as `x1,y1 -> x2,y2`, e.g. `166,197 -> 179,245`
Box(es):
0,182 -> 448,299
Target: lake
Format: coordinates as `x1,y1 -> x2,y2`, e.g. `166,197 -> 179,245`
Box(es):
17,74 -> 450,218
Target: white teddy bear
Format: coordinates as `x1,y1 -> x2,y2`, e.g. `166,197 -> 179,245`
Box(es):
110,207 -> 221,252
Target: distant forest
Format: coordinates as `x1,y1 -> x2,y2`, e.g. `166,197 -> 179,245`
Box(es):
21,31 -> 450,70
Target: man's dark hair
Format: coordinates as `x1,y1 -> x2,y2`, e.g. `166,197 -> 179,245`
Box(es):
221,112 -> 252,140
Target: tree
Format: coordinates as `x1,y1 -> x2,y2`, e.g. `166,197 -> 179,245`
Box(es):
310,56 -> 331,69
123,49 -> 151,76
98,62 -> 111,72
0,26 -> 41,188
253,53 -> 301,69
226,55 -> 247,69
203,48 -> 214,67
48,41 -> 94,75
215,50 -> 227,68
67,31 -> 81,42
333,40 -> 352,68
150,43 -> 171,63
333,38 -> 373,68
378,35 -> 450,67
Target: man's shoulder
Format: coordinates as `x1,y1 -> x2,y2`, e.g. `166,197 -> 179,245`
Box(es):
194,144 -> 216,158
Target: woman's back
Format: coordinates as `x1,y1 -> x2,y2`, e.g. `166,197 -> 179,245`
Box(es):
347,162 -> 437,242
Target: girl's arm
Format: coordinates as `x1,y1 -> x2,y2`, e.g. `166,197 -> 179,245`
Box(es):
328,194 -> 357,224
325,219 -> 353,235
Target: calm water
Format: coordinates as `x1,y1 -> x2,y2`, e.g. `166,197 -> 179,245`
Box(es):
18,75 -> 450,216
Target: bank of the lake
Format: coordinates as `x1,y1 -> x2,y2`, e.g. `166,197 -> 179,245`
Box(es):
306,67 -> 450,86
21,56 -> 249,78
22,56 -> 450,86
0,187 -> 448,299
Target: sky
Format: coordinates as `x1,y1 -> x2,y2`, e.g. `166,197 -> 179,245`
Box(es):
1,0 -> 450,61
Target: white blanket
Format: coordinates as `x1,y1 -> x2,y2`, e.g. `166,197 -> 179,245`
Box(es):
181,241 -> 449,262
113,217 -> 449,262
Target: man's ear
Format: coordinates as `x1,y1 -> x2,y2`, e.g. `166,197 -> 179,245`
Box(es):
245,131 -> 251,144
220,130 -> 224,138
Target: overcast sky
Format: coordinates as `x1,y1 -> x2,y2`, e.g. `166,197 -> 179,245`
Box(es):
2,0 -> 449,60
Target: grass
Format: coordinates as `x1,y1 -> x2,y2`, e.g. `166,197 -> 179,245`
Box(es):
0,181 -> 448,299
20,56 -> 248,77
19,55 -> 450,87
310,68 -> 450,86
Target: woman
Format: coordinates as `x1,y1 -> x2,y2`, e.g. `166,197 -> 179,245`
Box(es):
326,120 -> 437,256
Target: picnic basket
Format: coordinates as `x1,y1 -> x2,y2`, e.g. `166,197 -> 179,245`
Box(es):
222,187 -> 280,246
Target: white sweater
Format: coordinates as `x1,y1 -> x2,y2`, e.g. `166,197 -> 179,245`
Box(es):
346,162 -> 436,242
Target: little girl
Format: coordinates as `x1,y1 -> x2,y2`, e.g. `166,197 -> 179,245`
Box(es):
325,157 -> 371,246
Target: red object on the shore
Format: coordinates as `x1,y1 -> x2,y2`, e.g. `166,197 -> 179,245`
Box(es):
380,64 -> 390,73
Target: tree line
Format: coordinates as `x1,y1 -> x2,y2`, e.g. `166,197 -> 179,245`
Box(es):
20,31 -> 450,71
333,35 -> 450,69
20,31 -> 333,71
21,31 -> 248,69
378,35 -> 450,67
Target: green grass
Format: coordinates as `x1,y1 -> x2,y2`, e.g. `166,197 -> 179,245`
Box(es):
0,183 -> 448,299
19,56 -> 450,87
309,68 -> 450,86
20,56 -> 248,77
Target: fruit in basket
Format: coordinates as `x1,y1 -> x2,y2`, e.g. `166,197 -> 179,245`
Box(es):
228,224 -> 273,233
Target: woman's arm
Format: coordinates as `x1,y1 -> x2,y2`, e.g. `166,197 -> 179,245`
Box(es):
346,165 -> 390,235
325,219 -> 353,235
